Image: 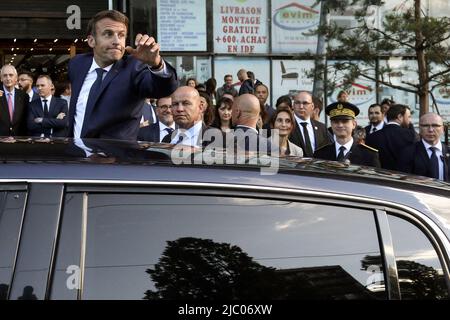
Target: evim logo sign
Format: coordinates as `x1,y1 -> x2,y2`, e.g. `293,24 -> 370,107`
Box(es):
333,83 -> 374,106
434,86 -> 450,105
273,2 -> 319,31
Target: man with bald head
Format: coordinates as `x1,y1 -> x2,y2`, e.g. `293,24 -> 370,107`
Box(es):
399,113 -> 449,181
230,93 -> 272,153
162,86 -> 220,148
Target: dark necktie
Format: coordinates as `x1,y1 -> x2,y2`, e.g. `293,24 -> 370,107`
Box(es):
82,68 -> 105,134
165,127 -> 174,136
372,127 -> 377,133
176,133 -> 186,144
300,122 -> 313,157
429,147 -> 440,179
43,99 -> 49,117
337,146 -> 346,161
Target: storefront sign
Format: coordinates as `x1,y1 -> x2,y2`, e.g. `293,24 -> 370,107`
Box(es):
213,0 -> 269,54
272,0 -> 320,53
157,0 -> 207,51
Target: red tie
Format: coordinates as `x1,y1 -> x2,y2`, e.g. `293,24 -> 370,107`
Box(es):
7,93 -> 14,122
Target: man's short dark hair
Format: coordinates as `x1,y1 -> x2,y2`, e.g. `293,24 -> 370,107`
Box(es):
224,74 -> 232,81
87,10 -> 129,36
368,103 -> 382,111
18,71 -> 34,79
386,104 -> 409,121
254,83 -> 268,92
381,98 -> 394,106
312,95 -> 323,114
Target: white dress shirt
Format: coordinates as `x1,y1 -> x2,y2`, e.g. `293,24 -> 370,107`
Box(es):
422,139 -> 444,180
294,114 -> 316,151
74,60 -> 113,139
159,121 -> 176,142
369,122 -> 384,133
40,95 -> 52,112
335,138 -> 354,158
170,121 -> 203,147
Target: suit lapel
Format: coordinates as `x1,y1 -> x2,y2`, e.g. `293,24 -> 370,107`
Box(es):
442,144 -> 449,182
13,90 -> 23,124
0,95 -> 10,125
69,57 -> 92,130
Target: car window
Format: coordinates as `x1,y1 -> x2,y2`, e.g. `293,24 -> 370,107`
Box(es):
387,214 -> 449,299
0,191 -> 26,300
75,193 -> 386,300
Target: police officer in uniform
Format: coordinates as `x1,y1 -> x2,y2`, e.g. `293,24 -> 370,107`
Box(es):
314,102 -> 381,168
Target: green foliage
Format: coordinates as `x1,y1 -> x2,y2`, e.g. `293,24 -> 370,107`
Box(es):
313,0 -> 450,113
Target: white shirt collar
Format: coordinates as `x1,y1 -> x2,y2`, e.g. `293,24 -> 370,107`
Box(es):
294,114 -> 311,125
336,138 -> 354,155
387,121 -> 400,126
41,95 -> 52,102
372,122 -> 384,130
89,59 -> 113,74
159,121 -> 175,132
422,139 -> 442,153
236,125 -> 258,134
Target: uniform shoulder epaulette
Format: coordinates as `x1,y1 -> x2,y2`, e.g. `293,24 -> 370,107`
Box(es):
315,143 -> 333,152
360,143 -> 378,152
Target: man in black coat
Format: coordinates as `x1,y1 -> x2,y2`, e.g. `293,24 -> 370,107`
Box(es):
289,90 -> 331,157
0,65 -> 29,137
314,102 -> 380,168
366,104 -> 417,171
364,103 -> 384,136
27,75 -> 68,137
138,96 -> 175,142
398,113 -> 449,181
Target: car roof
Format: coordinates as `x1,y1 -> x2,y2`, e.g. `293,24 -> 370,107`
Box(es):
0,136 -> 449,191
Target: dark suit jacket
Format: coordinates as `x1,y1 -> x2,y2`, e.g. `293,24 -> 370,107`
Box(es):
289,119 -> 331,157
138,122 -> 161,142
0,88 -> 29,136
229,125 -> 273,154
27,97 -> 68,137
398,141 -> 449,181
68,53 -> 177,140
238,79 -> 254,95
365,123 -> 416,171
141,102 -> 156,124
314,142 -> 381,168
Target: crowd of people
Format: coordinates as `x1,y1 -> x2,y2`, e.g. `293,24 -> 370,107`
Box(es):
0,10 -> 448,182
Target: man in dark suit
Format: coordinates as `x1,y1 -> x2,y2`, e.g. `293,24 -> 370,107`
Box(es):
314,102 -> 380,167
229,93 -> 272,154
289,90 -> 331,157
364,103 -> 384,136
366,104 -> 417,171
27,75 -> 68,137
237,69 -> 254,95
399,113 -> 449,181
162,86 -> 221,148
138,96 -> 175,142
18,71 -> 40,103
0,65 -> 29,137
68,10 -> 177,141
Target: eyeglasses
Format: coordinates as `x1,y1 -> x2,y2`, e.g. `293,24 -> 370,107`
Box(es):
157,105 -> 171,111
419,124 -> 443,129
293,100 -> 312,106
